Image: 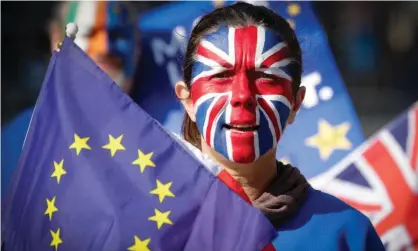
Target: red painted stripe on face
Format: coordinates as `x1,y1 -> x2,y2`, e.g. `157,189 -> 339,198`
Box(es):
190,79 -> 227,103
228,26 -> 258,126
254,81 -> 294,102
196,44 -> 233,68
230,130 -> 256,163
234,26 -> 258,69
259,46 -> 290,68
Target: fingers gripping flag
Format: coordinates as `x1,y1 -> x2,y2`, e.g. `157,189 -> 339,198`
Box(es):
1,37 -> 276,251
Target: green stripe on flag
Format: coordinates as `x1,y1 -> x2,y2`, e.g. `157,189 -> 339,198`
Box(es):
66,2 -> 79,23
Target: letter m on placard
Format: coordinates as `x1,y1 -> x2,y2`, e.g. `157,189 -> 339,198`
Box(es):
150,26 -> 187,87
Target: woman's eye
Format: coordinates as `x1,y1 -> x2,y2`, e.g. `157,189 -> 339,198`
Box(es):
260,72 -> 275,79
212,71 -> 233,79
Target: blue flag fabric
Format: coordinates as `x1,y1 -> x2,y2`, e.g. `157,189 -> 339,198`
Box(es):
1,37 -> 276,251
132,1 -> 365,180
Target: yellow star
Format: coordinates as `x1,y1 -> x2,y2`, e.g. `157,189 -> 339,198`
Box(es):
50,228 -> 63,251
148,209 -> 173,230
102,134 -> 126,157
287,3 -> 301,17
132,149 -> 156,173
69,134 -> 91,155
45,196 -> 58,221
305,119 -> 352,160
150,180 -> 175,203
127,236 -> 151,251
51,159 -> 66,184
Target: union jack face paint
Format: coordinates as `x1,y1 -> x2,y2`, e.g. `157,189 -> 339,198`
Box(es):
191,25 -> 294,164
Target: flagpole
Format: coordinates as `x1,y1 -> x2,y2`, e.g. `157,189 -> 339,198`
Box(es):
57,23 -> 78,50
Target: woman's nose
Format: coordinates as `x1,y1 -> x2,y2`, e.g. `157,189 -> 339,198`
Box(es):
230,73 -> 256,108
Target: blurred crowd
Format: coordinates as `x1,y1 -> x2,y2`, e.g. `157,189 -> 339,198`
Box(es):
1,1 -> 417,134
315,2 -> 418,136
2,1 -> 418,137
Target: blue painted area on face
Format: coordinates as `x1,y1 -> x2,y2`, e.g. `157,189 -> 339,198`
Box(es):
192,24 -> 293,162
191,61 -> 215,80
191,25 -> 230,81
270,100 -> 290,130
262,28 -> 284,54
260,28 -> 293,78
195,97 -> 214,137
213,111 -> 228,159
258,108 -> 275,155
202,25 -> 231,55
195,95 -> 229,160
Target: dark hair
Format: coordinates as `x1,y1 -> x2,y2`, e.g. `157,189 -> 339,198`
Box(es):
181,2 -> 302,149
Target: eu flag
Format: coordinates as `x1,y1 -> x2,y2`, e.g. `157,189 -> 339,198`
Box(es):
1,36 -> 276,251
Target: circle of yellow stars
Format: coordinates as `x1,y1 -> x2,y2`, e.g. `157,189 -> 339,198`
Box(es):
44,132 -> 177,251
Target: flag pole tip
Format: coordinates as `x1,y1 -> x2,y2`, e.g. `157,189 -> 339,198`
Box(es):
65,23 -> 78,39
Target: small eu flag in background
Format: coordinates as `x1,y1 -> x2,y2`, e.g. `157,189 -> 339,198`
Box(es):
1,36 -> 276,251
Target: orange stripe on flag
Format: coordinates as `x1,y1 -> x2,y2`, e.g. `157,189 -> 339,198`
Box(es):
87,1 -> 108,58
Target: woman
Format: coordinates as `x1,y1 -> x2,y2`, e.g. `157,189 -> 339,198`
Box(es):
174,2 -> 385,250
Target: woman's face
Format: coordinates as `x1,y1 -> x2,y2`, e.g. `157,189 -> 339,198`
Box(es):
190,25 -> 295,164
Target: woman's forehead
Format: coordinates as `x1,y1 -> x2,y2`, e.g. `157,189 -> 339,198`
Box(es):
199,25 -> 285,53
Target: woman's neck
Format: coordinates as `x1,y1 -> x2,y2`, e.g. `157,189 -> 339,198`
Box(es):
201,143 -> 278,201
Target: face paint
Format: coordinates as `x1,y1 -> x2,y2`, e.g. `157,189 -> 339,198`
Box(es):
190,25 -> 294,164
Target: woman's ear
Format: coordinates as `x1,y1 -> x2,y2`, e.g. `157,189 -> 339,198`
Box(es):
287,86 -> 306,125
175,81 -> 196,122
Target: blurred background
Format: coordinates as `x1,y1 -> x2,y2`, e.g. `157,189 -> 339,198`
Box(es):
2,1 -> 417,135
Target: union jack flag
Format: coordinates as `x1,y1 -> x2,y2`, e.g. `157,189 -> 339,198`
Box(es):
191,25 -> 293,163
310,102 -> 418,251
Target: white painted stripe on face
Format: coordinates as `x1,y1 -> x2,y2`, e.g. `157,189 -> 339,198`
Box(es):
255,41 -> 287,68
255,26 -> 265,68
200,39 -> 234,65
261,94 -> 292,109
224,94 -> 234,161
194,93 -> 223,113
228,27 -> 236,65
270,58 -> 292,69
253,106 -> 261,159
258,94 -> 292,137
209,94 -> 228,147
202,95 -> 221,145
